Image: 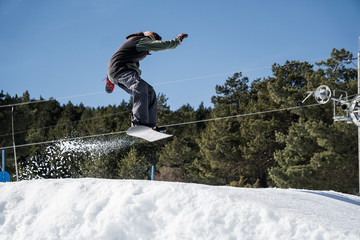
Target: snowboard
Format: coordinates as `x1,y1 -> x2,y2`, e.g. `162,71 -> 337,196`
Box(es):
126,125 -> 172,142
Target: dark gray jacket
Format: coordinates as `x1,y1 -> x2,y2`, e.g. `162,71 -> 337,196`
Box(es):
107,32 -> 181,79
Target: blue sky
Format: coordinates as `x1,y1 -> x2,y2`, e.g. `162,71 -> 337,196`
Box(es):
0,0 -> 359,110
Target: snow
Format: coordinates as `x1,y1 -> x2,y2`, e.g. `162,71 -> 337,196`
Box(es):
0,179 -> 359,240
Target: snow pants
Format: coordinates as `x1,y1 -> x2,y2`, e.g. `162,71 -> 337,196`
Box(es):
113,71 -> 157,127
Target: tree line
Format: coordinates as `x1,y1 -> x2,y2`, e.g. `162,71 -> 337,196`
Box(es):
0,48 -> 358,194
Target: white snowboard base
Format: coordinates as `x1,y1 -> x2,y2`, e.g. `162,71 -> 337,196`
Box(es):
126,126 -> 172,142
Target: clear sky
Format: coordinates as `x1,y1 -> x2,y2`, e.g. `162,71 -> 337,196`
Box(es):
0,0 -> 359,110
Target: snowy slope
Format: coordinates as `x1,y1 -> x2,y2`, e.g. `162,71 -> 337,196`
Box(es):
0,179 -> 359,240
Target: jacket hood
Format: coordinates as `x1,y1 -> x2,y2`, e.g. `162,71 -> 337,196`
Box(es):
126,32 -> 145,39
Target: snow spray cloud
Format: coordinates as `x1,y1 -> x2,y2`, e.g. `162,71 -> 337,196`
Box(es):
54,135 -> 133,157
20,135 -> 136,179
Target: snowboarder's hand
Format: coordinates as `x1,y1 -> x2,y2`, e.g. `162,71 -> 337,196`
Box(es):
105,77 -> 115,93
177,33 -> 188,42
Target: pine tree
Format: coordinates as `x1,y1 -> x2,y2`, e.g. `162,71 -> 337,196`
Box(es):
157,136 -> 199,182
118,148 -> 150,179
269,119 -> 358,193
197,73 -> 252,185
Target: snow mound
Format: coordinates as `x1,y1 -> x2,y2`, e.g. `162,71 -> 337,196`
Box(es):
0,179 -> 359,240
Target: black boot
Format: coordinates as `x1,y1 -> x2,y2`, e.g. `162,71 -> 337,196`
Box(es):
132,122 -> 153,128
152,126 -> 167,133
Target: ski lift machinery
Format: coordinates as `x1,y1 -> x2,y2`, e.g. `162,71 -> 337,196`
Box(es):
298,85 -> 360,127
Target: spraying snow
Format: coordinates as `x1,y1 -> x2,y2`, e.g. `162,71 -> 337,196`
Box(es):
55,135 -> 134,156
0,179 -> 359,240
21,136 -> 136,179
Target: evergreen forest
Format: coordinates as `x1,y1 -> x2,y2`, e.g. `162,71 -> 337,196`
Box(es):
1,48 -> 359,194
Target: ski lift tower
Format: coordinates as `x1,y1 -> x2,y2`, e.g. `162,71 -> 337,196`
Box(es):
299,38 -> 360,194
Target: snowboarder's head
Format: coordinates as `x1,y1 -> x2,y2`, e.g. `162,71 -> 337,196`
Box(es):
144,31 -> 162,41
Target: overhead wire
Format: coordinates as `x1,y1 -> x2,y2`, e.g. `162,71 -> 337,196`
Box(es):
0,55 -> 354,149
0,56 -> 332,109
0,103 -> 321,150
0,109 -> 132,138
0,98 -> 57,109
162,103 -> 321,128
0,70 -> 246,109
152,67 -> 269,86
0,64 -> 288,138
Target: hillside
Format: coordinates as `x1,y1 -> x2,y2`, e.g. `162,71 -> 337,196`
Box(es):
0,179 -> 359,240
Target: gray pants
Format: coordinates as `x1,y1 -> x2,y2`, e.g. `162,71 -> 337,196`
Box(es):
112,71 -> 157,127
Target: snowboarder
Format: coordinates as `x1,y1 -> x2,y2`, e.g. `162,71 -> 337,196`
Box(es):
106,31 -> 188,133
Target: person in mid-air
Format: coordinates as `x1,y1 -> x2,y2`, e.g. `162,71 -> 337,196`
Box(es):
106,31 -> 188,132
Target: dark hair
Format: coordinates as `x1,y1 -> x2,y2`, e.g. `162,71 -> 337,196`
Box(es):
153,32 -> 162,41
